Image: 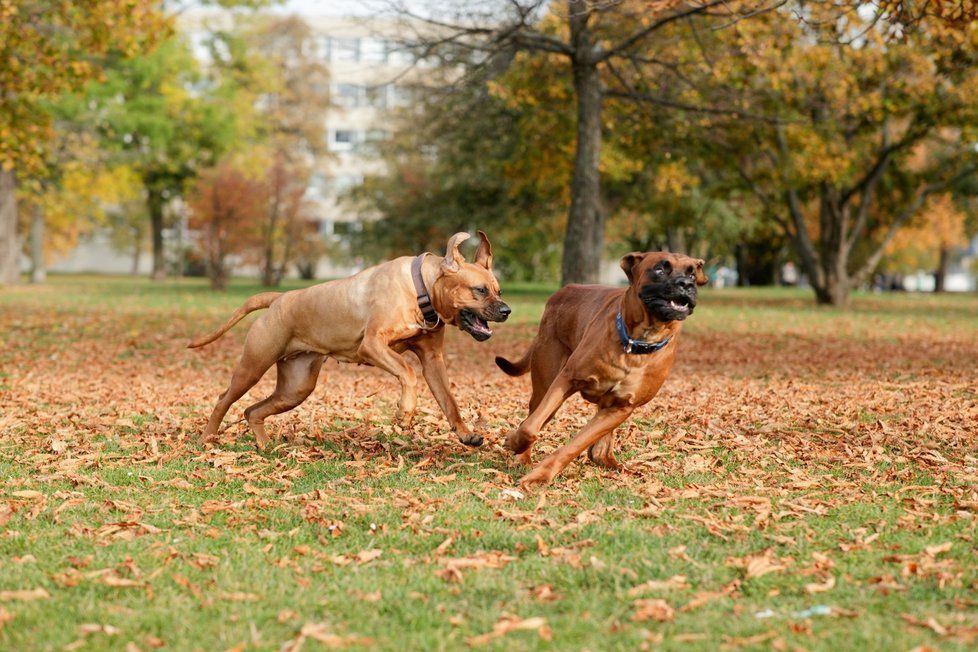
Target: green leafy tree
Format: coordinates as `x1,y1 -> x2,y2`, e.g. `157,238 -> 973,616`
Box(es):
0,0 -> 166,285
77,35 -> 259,279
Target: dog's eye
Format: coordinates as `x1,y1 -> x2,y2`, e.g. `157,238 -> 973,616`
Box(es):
686,266 -> 694,277
472,286 -> 488,297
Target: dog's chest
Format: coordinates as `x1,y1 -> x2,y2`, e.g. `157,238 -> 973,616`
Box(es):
579,353 -> 672,406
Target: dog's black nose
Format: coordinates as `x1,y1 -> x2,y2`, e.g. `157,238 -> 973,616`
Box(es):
497,303 -> 512,319
675,277 -> 694,291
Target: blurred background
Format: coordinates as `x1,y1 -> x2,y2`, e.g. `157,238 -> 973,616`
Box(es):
2,0 -> 977,306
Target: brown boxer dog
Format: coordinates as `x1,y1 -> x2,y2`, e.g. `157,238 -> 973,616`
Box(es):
495,251 -> 708,488
190,231 -> 510,449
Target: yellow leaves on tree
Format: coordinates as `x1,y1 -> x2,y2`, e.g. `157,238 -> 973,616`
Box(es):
884,192 -> 968,272
20,162 -> 143,259
0,0 -> 169,174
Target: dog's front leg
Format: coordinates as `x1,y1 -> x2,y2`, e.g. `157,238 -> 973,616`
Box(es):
413,337 -> 482,447
519,406 -> 632,490
358,336 -> 418,428
505,372 -> 575,466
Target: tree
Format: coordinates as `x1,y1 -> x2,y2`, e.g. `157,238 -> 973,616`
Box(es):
188,160 -> 265,290
244,15 -> 331,285
884,192 -> 970,291
351,54 -> 567,281
387,0 -> 782,285
0,0 -> 166,285
256,152 -> 316,286
648,3 -> 978,305
80,36 -> 259,280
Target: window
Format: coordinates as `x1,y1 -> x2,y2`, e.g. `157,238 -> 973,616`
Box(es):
330,129 -> 358,151
332,174 -> 363,193
318,36 -> 332,61
386,43 -> 413,66
389,85 -> 413,107
308,173 -> 327,194
365,85 -> 388,109
334,83 -> 362,108
364,129 -> 389,142
333,37 -> 360,62
360,38 -> 388,63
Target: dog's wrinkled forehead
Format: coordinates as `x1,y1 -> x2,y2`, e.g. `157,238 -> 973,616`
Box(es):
620,251 -> 708,286
454,263 -> 500,292
637,253 -> 697,278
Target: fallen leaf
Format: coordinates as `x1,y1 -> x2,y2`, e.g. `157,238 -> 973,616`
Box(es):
632,599 -> 675,622
805,575 -> 836,594
0,588 -> 50,602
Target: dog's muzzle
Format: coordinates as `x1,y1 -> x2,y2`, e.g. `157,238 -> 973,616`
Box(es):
640,278 -> 697,321
458,302 -> 510,341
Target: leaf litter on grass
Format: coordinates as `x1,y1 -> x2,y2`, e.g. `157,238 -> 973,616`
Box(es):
1,281 -> 978,648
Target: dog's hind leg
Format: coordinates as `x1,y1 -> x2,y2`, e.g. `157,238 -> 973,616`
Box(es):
587,429 -> 622,470
201,318 -> 286,444
243,352 -> 324,449
528,339 -> 570,414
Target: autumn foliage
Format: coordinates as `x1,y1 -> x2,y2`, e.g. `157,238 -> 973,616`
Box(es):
188,162 -> 266,290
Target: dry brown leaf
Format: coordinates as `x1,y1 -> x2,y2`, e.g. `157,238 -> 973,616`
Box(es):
466,615 -> 550,647
627,575 -> 689,596
0,588 -> 50,602
804,575 -> 836,594
631,598 -> 675,622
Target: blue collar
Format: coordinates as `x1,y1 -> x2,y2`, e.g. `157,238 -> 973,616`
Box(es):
616,312 -> 671,354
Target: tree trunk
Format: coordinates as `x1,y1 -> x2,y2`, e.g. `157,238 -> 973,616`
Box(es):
262,199 -> 280,287
149,189 -> 166,280
131,228 -> 142,276
560,53 -> 604,286
30,203 -> 46,284
934,246 -> 949,293
0,169 -> 19,285
813,279 -> 849,307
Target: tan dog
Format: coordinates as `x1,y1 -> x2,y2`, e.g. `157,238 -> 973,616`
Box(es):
190,232 -> 510,448
496,252 -> 708,488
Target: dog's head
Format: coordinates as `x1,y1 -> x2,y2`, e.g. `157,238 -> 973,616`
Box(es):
431,231 -> 510,341
620,251 -> 709,322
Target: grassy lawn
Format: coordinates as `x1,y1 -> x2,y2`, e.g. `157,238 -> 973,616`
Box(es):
1,275 -> 977,650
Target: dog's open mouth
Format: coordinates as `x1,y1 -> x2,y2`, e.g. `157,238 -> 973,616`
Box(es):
642,292 -> 696,321
459,308 -> 493,341
668,297 -> 692,315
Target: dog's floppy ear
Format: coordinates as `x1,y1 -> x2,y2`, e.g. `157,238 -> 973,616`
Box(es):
441,232 -> 471,273
620,252 -> 647,283
474,230 -> 493,270
694,259 -> 709,286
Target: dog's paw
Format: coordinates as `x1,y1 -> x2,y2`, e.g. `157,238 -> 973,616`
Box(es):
504,429 -> 533,454
518,466 -> 554,490
457,432 -> 484,447
587,450 -> 622,470
514,450 -> 533,467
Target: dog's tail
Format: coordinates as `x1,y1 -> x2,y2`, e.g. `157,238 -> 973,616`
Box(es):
187,292 -> 283,349
495,346 -> 532,377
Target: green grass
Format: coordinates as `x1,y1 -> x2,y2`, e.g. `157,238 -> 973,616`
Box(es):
1,275 -> 977,650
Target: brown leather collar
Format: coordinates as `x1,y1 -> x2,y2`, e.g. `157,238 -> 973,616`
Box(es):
411,254 -> 441,328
